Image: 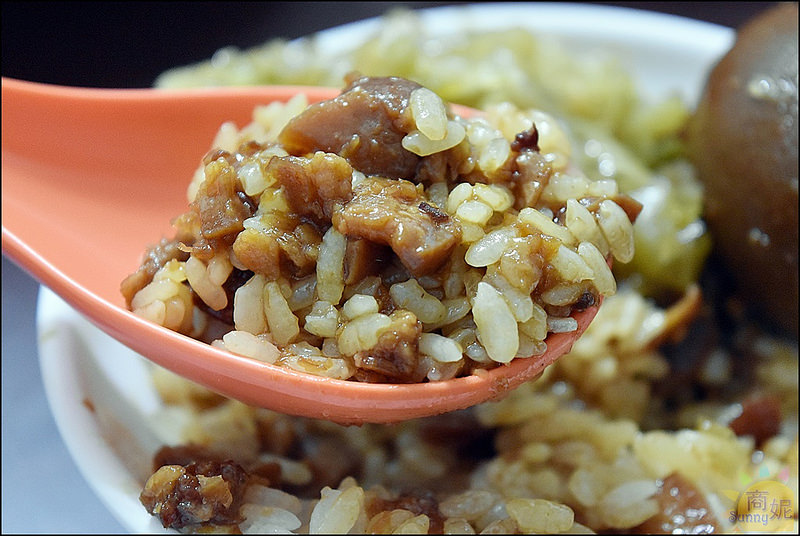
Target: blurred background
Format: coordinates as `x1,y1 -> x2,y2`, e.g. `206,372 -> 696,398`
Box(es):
1,2 -> 776,533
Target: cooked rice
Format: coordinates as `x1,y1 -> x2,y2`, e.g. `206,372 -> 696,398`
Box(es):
125,76 -> 636,382
130,9 -> 797,535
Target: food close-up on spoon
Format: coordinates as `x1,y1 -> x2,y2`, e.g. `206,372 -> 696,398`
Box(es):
2,77 -> 604,424
2,2 -> 796,535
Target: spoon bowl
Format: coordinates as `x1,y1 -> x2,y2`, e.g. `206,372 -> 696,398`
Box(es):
2,77 -> 599,424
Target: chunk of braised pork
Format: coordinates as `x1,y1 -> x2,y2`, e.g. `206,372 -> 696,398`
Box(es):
278,76 -> 422,180
232,213 -> 322,281
634,472 -> 719,533
267,152 -> 354,223
140,455 -> 249,530
120,237 -> 189,307
190,155 -> 257,259
333,176 -> 461,277
344,239 -> 392,286
353,310 -> 424,383
729,393 -> 782,447
232,152 -> 352,280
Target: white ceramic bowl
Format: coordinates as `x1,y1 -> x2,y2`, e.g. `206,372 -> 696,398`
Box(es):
37,3 -> 734,532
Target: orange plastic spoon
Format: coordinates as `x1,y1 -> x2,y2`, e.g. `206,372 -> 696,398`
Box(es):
2,77 -> 600,425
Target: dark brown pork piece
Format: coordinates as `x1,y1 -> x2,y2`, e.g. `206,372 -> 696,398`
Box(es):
278,76 -> 422,180
120,237 -> 189,307
729,393 -> 782,447
190,155 -> 257,259
333,176 -> 462,277
344,238 -> 391,285
353,309 -> 424,383
634,472 -> 719,533
266,151 -> 354,223
232,152 -> 353,280
140,456 -> 250,530
232,213 -> 322,280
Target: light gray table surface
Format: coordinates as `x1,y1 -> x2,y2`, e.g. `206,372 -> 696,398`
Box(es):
1,2 -> 772,533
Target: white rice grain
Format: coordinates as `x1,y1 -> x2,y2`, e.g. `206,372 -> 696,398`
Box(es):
427,181 -> 449,210
541,283 -> 583,307
542,173 -> 591,203
238,504 -> 302,534
133,299 -> 166,326
419,333 -> 464,363
506,498 -> 575,533
316,226 -> 346,304
465,227 -> 515,268
456,200 -> 494,226
288,275 -> 317,312
281,343 -> 354,379
394,514 -> 431,534
478,137 -> 511,173
596,199 -> 635,263
472,282 -> 518,363
443,518 -> 476,534
303,300 -> 340,338
588,178 -> 618,197
549,245 -> 594,283
598,480 -> 659,529
465,340 -> 492,363
243,485 -> 303,515
337,313 -> 392,355
207,254 -> 234,286
366,509 -> 416,534
162,297 -> 188,331
465,117 -> 500,147
234,274 -> 268,334
342,294 -> 379,320
446,183 -> 474,214
518,207 -> 576,246
131,279 -> 181,311
516,332 -> 547,358
390,279 -> 446,325
473,183 -> 514,211
519,303 -> 548,342
482,270 -> 534,322
426,296 -> 471,330
567,468 -> 604,507
309,486 -> 365,534
253,93 -> 309,140
527,109 -> 571,171
578,241 -> 616,295
409,87 -> 448,140
263,281 -> 299,346
185,255 -> 228,311
238,160 -> 272,197
440,490 -> 497,521
547,316 -> 579,333
564,199 -> 610,256
222,331 -> 279,363
402,120 -> 466,156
